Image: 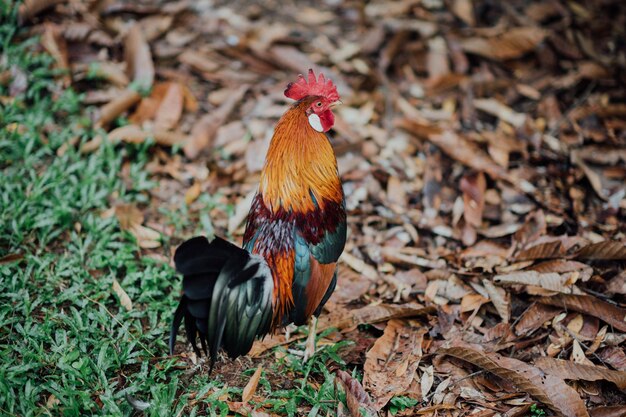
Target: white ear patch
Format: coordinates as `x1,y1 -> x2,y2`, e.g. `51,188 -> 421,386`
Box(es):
308,113 -> 324,132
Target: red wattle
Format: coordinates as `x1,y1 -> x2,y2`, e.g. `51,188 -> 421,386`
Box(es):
319,110 -> 335,132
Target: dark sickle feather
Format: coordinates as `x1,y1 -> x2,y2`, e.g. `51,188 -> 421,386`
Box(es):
169,298 -> 186,355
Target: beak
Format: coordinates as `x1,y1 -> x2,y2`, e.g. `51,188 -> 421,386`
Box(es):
330,100 -> 342,108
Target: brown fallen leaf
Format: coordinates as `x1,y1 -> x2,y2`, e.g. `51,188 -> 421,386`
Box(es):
0,253 -> 24,264
336,370 -> 376,417
113,204 -> 161,248
420,365 -> 434,399
514,210 -> 547,248
89,62 -> 129,87
534,357 -> 626,390
574,241 -> 626,261
107,124 -> 187,147
340,252 -> 378,280
184,85 -> 248,159
138,15 -> 173,42
398,120 -> 514,185
363,320 -> 426,409
18,0 -> 65,23
40,23 -> 70,86
599,347 -> 626,371
440,342 -> 589,416
530,259 -> 592,281
322,303 -> 434,334
473,98 -> 527,128
108,125 -> 148,144
96,90 -> 141,129
228,189 -> 257,234
451,0 -> 475,26
460,27 -> 547,60
178,50 -> 220,73
537,294 -> 626,332
242,366 -> 263,404
483,279 -> 510,322
588,405 -> 626,417
333,265 -> 372,304
124,25 -> 154,90
268,46 -> 351,95
249,303 -> 434,356
494,271 -> 579,294
516,240 -> 565,261
112,278 -> 133,311
184,182 -> 202,205
460,171 -> 486,228
426,37 -> 450,80
154,82 -> 184,131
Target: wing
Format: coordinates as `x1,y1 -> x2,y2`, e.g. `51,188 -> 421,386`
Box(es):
291,209 -> 346,325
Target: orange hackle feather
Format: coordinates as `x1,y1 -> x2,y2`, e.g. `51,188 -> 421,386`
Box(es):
254,97 -> 343,324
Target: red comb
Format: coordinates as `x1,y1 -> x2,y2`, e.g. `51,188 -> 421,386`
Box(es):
284,69 -> 340,102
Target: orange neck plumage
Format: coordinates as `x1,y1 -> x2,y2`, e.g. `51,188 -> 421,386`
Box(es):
254,98 -> 342,325
260,99 -> 343,213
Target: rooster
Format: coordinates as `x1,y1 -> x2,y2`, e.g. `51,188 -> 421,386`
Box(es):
170,69 -> 346,365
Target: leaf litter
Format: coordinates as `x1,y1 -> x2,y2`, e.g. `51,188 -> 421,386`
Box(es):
24,0 -> 626,414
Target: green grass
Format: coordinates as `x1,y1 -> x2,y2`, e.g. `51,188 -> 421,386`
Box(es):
0,6 -> 348,416
529,404 -> 547,417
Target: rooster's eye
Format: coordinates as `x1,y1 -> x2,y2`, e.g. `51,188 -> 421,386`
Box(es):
316,102 -> 322,107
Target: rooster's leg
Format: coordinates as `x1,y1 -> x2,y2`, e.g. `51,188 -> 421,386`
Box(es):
303,316 -> 318,362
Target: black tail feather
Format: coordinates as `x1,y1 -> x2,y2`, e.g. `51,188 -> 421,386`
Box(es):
184,312 -> 201,357
169,236 -> 274,367
169,298 -> 186,355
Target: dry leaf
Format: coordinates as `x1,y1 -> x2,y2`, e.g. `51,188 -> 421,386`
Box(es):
363,320 -> 426,409
441,342 -> 589,416
483,279 -> 510,322
112,278 -> 133,311
249,303 -> 434,356
494,271 -> 578,294
451,0 -> 475,26
588,405 -> 626,417
574,241 -> 626,261
336,370 -> 376,417
40,24 -> 70,86
108,124 -> 187,147
114,204 -> 161,248
341,252 -> 378,280
242,366 -> 263,404
538,294 -> 626,332
516,240 -> 565,261
178,50 -> 220,73
96,90 -> 141,129
473,98 -> 527,128
0,253 -> 24,264
184,85 -> 248,159
333,265 -> 372,304
124,25 -> 154,90
460,172 -> 486,227
154,82 -> 184,131
460,27 -> 547,60
534,357 -> 626,390
420,365 -> 434,399
185,182 -> 202,205
399,121 -> 512,183
228,189 -> 257,234
90,62 -> 129,87
18,0 -> 65,22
